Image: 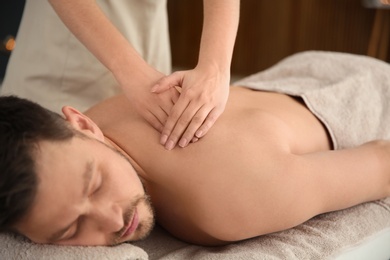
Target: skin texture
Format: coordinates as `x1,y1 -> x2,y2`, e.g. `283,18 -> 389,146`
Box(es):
48,0 -> 239,149
15,86 -> 390,246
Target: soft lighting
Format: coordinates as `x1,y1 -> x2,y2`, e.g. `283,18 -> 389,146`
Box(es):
363,0 -> 390,8
4,36 -> 16,52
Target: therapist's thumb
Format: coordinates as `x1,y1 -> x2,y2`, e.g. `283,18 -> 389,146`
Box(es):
151,72 -> 182,93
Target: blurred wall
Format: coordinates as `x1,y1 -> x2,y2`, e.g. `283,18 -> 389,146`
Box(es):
1,1 -> 387,81
168,0 -> 387,77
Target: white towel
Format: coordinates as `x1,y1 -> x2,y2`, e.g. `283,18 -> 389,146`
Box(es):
0,232 -> 148,260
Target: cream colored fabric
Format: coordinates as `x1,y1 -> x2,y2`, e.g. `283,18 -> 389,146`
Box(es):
1,52 -> 390,259
1,0 -> 171,113
135,199 -> 390,260
0,232 -> 148,260
234,51 -> 390,150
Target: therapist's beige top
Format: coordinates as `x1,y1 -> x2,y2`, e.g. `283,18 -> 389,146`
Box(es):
1,0 -> 171,113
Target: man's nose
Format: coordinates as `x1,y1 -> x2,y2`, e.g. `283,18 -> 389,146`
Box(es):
91,201 -> 124,233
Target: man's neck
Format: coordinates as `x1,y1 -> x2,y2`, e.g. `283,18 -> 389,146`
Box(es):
103,135 -> 148,180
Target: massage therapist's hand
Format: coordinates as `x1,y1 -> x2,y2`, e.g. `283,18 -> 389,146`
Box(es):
148,0 -> 239,150
48,0 -> 238,150
151,65 -> 230,150
118,69 -> 180,133
47,0 -> 180,133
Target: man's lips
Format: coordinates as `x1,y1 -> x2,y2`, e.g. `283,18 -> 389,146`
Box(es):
120,208 -> 139,239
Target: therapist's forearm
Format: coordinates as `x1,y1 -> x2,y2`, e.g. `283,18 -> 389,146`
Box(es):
48,0 -> 155,83
197,0 -> 240,73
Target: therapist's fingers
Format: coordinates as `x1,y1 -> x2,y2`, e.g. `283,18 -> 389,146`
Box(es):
160,98 -> 193,149
191,136 -> 199,143
149,87 -> 179,130
162,101 -> 215,150
194,108 -> 221,138
153,87 -> 179,116
137,94 -> 168,129
171,88 -> 180,104
174,106 -> 218,148
142,110 -> 164,132
151,71 -> 184,93
160,102 -> 188,147
154,98 -> 170,120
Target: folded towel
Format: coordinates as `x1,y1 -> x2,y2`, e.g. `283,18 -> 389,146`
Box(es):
0,232 -> 148,260
1,51 -> 390,259
233,50 -> 390,149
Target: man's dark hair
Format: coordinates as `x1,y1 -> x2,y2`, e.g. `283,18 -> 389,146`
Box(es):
0,96 -> 76,232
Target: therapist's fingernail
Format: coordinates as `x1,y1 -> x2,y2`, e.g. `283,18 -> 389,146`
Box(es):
160,134 -> 168,145
165,140 -> 175,150
151,84 -> 159,93
195,130 -> 203,138
179,138 -> 188,148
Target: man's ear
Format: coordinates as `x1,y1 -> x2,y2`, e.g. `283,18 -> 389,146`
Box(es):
62,106 -> 105,141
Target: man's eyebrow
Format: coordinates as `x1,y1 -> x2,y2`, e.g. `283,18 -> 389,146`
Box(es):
46,161 -> 93,242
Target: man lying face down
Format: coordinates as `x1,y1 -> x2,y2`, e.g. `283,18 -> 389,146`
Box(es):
1,80 -> 390,246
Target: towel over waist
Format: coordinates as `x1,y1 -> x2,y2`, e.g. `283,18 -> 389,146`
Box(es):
233,51 -> 390,149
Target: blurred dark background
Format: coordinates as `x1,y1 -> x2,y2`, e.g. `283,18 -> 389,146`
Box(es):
0,0 -> 25,81
0,0 -> 389,83
168,0 -> 389,77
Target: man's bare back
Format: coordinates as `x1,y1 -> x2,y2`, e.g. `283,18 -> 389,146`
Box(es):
85,86 -> 390,245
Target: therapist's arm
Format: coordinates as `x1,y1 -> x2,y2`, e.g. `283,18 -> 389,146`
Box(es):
48,0 -> 179,132
153,0 -> 240,150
